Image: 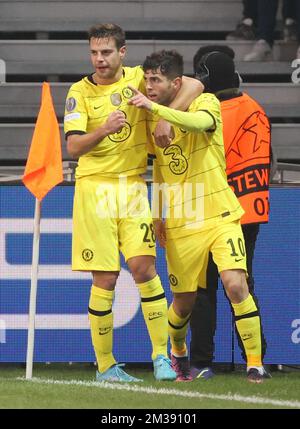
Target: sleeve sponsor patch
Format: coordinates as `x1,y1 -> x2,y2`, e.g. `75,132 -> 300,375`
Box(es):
64,112 -> 81,122
65,97 -> 77,112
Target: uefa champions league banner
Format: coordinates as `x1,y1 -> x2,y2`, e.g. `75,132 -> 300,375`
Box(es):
0,185 -> 299,364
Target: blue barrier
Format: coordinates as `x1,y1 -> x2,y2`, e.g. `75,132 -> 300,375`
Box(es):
0,185 -> 299,364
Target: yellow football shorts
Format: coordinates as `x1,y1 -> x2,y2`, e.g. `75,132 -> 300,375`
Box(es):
72,175 -> 156,271
166,220 -> 247,293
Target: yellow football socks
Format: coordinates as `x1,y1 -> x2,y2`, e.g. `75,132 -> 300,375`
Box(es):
168,303 -> 190,357
137,275 -> 168,360
88,285 -> 116,373
232,294 -> 262,367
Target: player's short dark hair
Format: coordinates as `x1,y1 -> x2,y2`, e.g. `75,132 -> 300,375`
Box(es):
88,23 -> 126,49
193,45 -> 235,73
143,50 -> 184,80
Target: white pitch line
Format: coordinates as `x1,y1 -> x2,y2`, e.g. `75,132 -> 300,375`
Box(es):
16,377 -> 300,409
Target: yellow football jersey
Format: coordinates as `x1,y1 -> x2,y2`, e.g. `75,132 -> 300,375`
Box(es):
64,66 -> 148,178
149,93 -> 244,238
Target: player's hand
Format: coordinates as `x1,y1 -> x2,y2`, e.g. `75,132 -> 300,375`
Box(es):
127,85 -> 152,110
153,219 -> 166,248
153,119 -> 174,148
104,110 -> 126,134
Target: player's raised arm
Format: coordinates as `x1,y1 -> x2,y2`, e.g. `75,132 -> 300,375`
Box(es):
150,102 -> 214,132
170,75 -> 203,111
66,110 -> 126,158
128,86 -> 214,133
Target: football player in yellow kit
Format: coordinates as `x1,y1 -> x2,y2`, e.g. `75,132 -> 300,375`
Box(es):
64,24 -> 202,382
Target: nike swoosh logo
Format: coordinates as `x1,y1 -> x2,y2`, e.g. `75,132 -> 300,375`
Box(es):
235,258 -> 243,262
148,315 -> 162,321
99,328 -> 112,335
148,244 -> 155,248
94,105 -> 102,110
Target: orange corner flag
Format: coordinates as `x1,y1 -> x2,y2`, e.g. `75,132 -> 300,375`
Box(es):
22,82 -> 63,201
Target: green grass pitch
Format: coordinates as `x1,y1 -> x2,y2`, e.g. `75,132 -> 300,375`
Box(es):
1,363 -> 300,409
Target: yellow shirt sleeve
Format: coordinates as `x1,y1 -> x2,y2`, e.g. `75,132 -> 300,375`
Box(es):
150,93 -> 221,133
192,92 -> 221,129
150,102 -> 214,132
64,86 -> 88,136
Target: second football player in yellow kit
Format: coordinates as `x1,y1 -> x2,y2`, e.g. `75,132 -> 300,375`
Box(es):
129,50 -> 265,383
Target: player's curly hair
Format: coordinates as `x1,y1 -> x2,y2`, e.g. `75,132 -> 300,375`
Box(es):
142,50 -> 183,80
88,23 -> 126,49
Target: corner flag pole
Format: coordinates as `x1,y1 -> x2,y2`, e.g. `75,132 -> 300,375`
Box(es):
25,198 -> 41,379
22,82 -> 63,379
